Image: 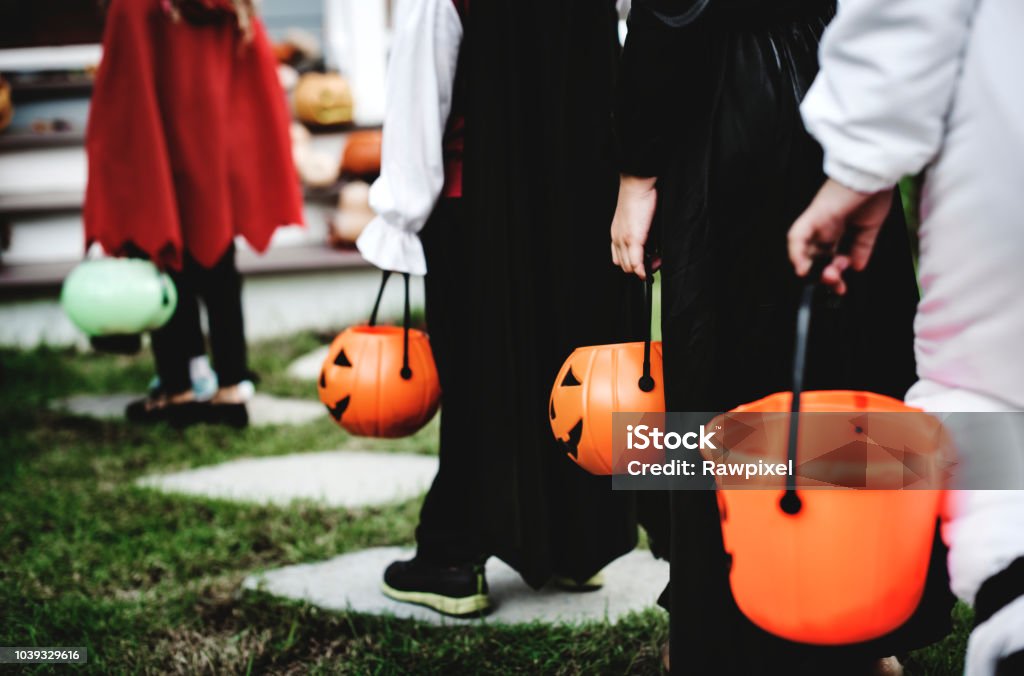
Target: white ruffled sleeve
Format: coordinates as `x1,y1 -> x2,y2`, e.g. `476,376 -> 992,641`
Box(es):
356,0 -> 463,276
800,0 -> 979,193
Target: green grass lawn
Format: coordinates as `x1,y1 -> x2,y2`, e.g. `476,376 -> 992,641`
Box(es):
0,334 -> 967,674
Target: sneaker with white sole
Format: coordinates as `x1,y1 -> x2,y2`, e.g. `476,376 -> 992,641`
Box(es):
381,558 -> 490,617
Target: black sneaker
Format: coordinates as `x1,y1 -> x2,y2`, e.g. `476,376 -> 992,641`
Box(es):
203,402 -> 249,428
381,558 -> 490,617
125,395 -> 206,428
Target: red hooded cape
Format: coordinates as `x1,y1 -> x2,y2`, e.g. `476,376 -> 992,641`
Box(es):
84,0 -> 304,270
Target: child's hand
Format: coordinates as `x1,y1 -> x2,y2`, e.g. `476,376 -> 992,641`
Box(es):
611,175 -> 658,280
788,179 -> 894,294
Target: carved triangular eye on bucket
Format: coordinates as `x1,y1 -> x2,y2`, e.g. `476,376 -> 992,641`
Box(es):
561,368 -> 581,387
326,395 -> 351,421
558,419 -> 584,459
334,348 -> 352,367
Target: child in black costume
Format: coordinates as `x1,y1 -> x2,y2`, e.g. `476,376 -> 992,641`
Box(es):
611,1 -> 954,672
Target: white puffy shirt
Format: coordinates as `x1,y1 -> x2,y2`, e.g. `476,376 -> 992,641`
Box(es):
357,0 -> 632,276
356,0 -> 463,276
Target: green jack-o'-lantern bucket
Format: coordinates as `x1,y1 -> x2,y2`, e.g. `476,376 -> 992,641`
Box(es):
61,259 -> 178,337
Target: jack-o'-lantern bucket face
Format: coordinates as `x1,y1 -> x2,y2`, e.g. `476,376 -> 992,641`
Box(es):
550,341 -> 665,475
318,325 -> 440,438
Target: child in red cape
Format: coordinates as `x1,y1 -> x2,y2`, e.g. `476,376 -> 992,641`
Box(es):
84,0 -> 303,426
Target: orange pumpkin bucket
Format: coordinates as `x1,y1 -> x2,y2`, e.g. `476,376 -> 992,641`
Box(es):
550,269 -> 665,475
705,275 -> 947,645
318,271 -> 440,438
550,341 -> 665,474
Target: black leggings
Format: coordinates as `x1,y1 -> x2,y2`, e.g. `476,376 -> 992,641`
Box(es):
150,245 -> 248,394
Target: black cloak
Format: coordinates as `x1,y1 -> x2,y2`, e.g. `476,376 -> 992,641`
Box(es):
448,0 -> 648,587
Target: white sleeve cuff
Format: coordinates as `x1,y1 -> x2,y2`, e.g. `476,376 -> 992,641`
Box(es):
823,154 -> 898,195
356,216 -> 428,276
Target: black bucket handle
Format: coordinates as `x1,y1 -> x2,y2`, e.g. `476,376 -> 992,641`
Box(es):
639,256 -> 657,393
780,257 -> 831,516
368,270 -> 413,380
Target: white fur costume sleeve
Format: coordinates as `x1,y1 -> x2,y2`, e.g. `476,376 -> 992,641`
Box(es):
801,0 -> 978,193
356,0 -> 462,276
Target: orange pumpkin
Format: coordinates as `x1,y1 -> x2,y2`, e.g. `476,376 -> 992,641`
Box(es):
550,341 -> 665,475
0,77 -> 12,133
318,325 -> 440,438
318,271 -> 440,438
707,391 -> 946,645
340,130 -> 382,178
294,72 -> 353,127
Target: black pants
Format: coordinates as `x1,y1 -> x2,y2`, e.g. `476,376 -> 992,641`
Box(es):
414,199 -> 486,565
150,245 -> 248,394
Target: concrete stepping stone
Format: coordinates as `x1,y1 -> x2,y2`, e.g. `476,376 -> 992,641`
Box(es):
136,451 -> 438,508
287,345 -> 330,381
52,392 -> 324,427
246,394 -> 324,426
243,546 -> 668,625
